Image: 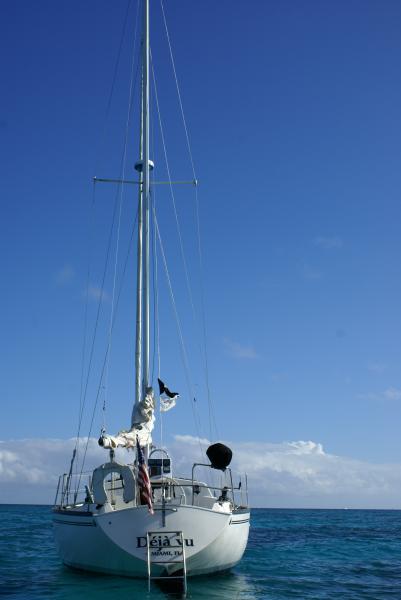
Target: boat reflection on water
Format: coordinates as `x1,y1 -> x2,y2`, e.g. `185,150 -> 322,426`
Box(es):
52,568 -> 257,600
156,571 -> 257,599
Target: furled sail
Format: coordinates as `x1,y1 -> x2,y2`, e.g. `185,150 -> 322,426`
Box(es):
98,388 -> 155,448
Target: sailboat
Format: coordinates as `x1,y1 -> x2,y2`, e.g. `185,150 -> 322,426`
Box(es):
53,0 -> 250,586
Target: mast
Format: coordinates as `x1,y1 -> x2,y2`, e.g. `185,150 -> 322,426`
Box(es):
142,0 -> 150,395
134,90 -> 143,411
134,0 -> 151,414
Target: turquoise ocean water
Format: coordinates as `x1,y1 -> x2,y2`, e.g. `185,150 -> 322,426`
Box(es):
1,505 -> 401,599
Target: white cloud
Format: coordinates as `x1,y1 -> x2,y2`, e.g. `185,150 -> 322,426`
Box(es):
300,263 -> 322,280
223,338 -> 260,360
270,371 -> 288,383
368,363 -> 387,374
0,438 -> 110,504
170,437 -> 401,508
314,236 -> 343,249
358,387 -> 401,402
383,387 -> 401,401
55,264 -> 75,285
287,440 -> 324,455
85,284 -> 110,303
3,436 -> 401,509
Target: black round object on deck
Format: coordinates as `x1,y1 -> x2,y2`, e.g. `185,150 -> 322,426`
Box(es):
206,443 -> 233,470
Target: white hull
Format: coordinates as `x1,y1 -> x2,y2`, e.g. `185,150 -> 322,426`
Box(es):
53,504 -> 250,577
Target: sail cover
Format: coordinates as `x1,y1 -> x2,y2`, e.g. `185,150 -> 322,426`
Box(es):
98,388 -> 155,449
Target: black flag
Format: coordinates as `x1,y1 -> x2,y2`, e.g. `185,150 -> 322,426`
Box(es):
158,378 -> 179,399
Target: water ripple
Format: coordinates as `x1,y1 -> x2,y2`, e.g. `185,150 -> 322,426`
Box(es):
1,506 -> 401,599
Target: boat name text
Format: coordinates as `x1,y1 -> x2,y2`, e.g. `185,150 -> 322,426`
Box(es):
136,535 -> 194,548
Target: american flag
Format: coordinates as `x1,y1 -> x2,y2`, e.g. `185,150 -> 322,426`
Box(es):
136,438 -> 154,514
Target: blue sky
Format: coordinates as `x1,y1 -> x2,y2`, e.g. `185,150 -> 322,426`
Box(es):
2,1 -> 401,505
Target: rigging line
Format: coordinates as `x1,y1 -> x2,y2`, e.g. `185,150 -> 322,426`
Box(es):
150,190 -> 157,383
151,193 -> 160,441
76,44 -> 142,488
77,179 -> 120,445
93,0 -> 137,175
76,38 -> 142,475
156,228 -> 162,445
150,84 -> 157,385
159,3 -> 217,441
150,55 -> 197,324
76,208 -> 139,493
148,92 -> 162,444
73,5 -> 141,500
73,181 -> 120,499
160,0 -> 197,180
152,57 -> 217,442
152,193 -> 162,445
196,186 -> 219,440
153,207 -> 206,461
76,43 -> 141,455
102,176 -> 124,425
103,18 -> 139,419
154,201 -> 161,381
73,183 -> 97,482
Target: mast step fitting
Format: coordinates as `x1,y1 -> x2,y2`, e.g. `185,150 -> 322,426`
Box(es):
135,159 -> 154,172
